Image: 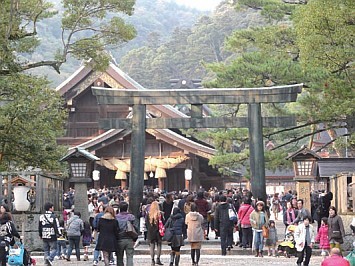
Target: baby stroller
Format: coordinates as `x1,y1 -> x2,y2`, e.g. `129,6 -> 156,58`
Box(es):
277,224 -> 297,258
7,240 -> 34,266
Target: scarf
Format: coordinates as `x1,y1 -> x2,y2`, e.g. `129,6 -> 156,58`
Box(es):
286,209 -> 296,224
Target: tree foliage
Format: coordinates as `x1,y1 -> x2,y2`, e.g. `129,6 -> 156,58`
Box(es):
205,0 -> 354,173
0,74 -> 67,170
0,0 -> 137,75
0,0 -> 137,171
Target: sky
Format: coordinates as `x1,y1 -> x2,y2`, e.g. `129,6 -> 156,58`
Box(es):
174,0 -> 222,11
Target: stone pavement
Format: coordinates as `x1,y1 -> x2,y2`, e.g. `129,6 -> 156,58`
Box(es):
31,254 -> 324,265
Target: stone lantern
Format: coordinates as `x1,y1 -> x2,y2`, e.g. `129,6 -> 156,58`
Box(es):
61,147 -> 99,223
286,146 -> 321,211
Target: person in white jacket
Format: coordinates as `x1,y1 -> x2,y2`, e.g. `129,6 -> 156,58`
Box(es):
294,216 -> 315,266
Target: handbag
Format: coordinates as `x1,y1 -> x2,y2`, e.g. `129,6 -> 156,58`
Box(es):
162,219 -> 174,242
228,207 -> 237,222
126,220 -> 138,240
332,230 -> 342,239
158,215 -> 165,237
262,225 -> 269,238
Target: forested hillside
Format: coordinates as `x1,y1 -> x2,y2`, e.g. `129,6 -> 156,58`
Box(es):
119,2 -> 265,89
29,0 -> 207,86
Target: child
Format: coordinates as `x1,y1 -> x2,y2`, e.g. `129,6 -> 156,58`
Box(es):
57,219 -> 67,260
265,220 -> 278,256
315,217 -> 330,260
82,221 -> 92,261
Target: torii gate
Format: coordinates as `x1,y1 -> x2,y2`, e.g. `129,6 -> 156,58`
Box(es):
92,84 -> 302,219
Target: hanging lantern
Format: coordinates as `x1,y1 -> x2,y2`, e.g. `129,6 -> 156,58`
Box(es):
92,170 -> 100,181
184,169 -> 192,181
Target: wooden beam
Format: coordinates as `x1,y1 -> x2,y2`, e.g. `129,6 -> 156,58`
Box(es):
98,116 -> 297,129
92,84 -> 303,105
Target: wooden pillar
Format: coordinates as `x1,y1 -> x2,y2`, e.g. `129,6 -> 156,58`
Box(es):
185,179 -> 190,191
248,103 -> 267,202
129,104 -> 146,221
296,181 -> 311,212
158,178 -> 164,191
121,180 -> 127,189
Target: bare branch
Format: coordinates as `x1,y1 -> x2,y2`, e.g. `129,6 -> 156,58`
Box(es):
270,124 -> 345,150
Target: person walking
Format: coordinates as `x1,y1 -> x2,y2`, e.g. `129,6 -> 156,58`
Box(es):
162,193 -> 174,225
92,204 -> 105,265
321,247 -> 350,266
250,200 -> 269,257
271,193 -> 281,220
237,197 -> 254,249
283,201 -> 298,230
315,217 -> 331,260
328,206 -> 345,252
166,207 -> 184,266
56,219 -> 67,260
95,206 -> 119,266
66,211 -> 84,261
38,202 -> 60,266
294,216 -> 315,266
214,195 -> 235,256
294,199 -> 312,224
146,201 -> 164,266
185,203 -> 204,266
116,201 -> 138,266
0,212 -> 21,266
82,221 -> 92,261
194,191 -> 210,240
265,220 -> 278,256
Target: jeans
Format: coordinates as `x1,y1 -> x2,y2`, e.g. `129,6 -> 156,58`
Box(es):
253,231 -> 264,251
43,240 -> 57,262
117,238 -> 134,266
57,239 -> 67,257
67,235 -> 81,260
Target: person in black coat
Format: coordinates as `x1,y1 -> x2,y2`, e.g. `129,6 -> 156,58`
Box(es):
214,195 -> 235,256
0,212 -> 20,266
165,207 -> 184,266
95,206 -> 119,266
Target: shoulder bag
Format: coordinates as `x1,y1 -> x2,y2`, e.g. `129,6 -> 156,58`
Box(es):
126,220 -> 138,240
162,219 -> 174,242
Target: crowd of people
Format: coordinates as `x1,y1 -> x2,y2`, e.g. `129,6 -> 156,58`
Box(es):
0,184 -> 353,266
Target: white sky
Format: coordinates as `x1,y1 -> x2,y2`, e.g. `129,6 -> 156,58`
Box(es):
174,0 -> 222,11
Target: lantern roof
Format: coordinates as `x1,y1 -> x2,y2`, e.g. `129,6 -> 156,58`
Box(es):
60,147 -> 100,162
286,145 -> 322,160
10,175 -> 36,185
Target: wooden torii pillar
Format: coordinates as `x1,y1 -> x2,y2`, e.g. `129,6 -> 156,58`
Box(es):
92,84 -> 302,219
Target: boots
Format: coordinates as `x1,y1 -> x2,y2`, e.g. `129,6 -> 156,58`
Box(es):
169,252 -> 175,266
259,250 -> 263,257
255,249 -> 259,257
174,254 -> 180,266
156,258 -> 164,265
151,259 -> 155,266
